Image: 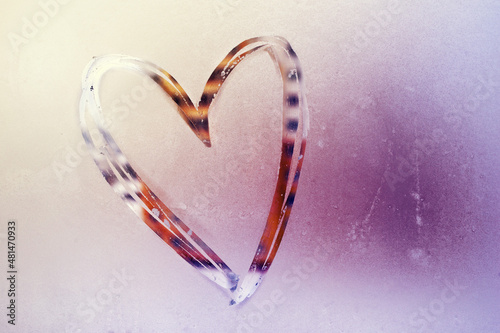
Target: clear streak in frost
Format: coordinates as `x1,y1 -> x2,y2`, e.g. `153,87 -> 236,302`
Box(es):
79,36 -> 308,304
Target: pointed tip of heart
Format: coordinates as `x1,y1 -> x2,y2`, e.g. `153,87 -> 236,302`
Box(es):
202,139 -> 212,148
229,297 -> 245,306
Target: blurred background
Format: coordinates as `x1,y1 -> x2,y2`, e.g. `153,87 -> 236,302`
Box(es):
1,0 -> 499,332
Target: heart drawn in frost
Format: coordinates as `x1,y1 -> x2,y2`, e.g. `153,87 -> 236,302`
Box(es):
79,36 -> 308,305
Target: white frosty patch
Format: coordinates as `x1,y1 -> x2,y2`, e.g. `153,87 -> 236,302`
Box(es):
416,215 -> 423,226
410,248 -> 424,260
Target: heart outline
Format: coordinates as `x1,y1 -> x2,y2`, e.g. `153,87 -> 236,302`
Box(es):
79,36 -> 308,304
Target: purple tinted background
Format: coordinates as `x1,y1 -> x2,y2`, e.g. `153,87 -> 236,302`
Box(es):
0,0 -> 499,332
